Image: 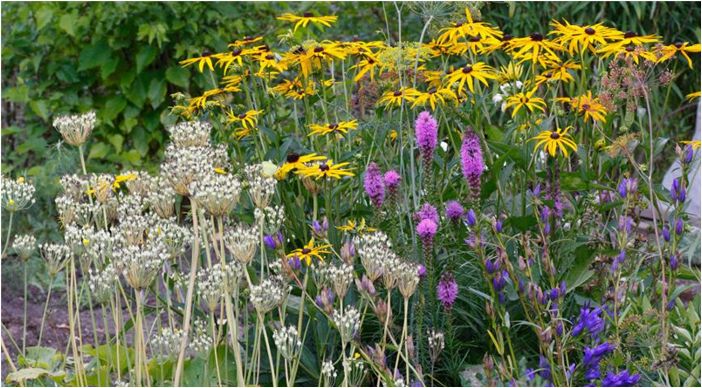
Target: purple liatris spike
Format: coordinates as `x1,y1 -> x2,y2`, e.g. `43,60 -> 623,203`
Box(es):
417,264 -> 427,279
415,203 -> 439,224
415,111 -> 438,164
364,162 -> 385,208
461,128 -> 484,200
436,272 -> 458,310
416,219 -> 438,243
445,200 -> 464,222
383,170 -> 401,192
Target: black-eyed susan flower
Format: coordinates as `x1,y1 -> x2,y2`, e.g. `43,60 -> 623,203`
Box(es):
411,87 -> 457,110
560,91 -> 608,123
615,30 -> 661,46
549,20 -> 622,55
214,47 -> 256,73
496,62 -> 524,84
229,35 -> 263,48
336,218 -> 376,234
286,239 -> 332,266
277,12 -> 338,32
510,33 -> 563,66
295,160 -> 354,180
597,42 -> 657,63
351,54 -> 381,82
531,126 -> 578,157
657,42 -> 701,68
681,140 -> 701,150
504,88 -> 546,117
446,62 -> 496,95
308,120 -> 358,137
540,59 -> 580,84
180,53 -> 215,73
275,153 -> 327,180
256,51 -> 288,73
377,88 -> 419,109
686,91 -> 701,101
227,109 -> 263,129
437,8 -> 502,44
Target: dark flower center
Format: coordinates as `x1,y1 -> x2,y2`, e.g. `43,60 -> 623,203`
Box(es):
502,34 -> 513,42
244,35 -> 254,41
584,27 -> 596,35
329,123 -> 338,129
319,163 -> 330,171
303,12 -> 314,17
624,31 -> 637,39
550,131 -> 560,139
266,54 -> 275,60
625,45 -> 635,52
455,21 -> 464,27
428,87 -> 437,94
286,153 -> 300,163
238,113 -> 247,119
301,248 -> 311,254
202,50 -> 212,57
468,35 -> 481,42
293,46 -> 305,55
314,46 -> 325,53
368,58 -> 375,64
674,41 -> 684,48
543,73 -> 552,78
393,91 -> 403,97
232,48 -> 242,56
462,65 -> 473,74
259,44 -> 270,52
520,97 -> 529,103
530,33 -> 544,41
582,103 -> 591,111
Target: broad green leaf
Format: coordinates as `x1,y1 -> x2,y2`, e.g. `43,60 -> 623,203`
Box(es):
35,7 -> 54,30
148,78 -> 167,108
29,100 -> 50,121
58,13 -> 77,37
88,143 -> 111,160
101,56 -> 120,80
103,95 -> 127,121
136,45 -> 158,73
165,66 -> 190,88
78,40 -> 110,71
6,368 -> 65,384
108,134 -> 124,153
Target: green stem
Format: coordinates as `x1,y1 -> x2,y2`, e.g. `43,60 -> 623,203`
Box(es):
2,211 -> 13,259
22,260 -> 27,355
37,277 -> 54,347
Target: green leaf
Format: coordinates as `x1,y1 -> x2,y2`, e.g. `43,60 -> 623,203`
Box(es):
108,134 -> 124,153
88,143 -> 111,160
136,45 -> 158,73
103,96 -> 127,122
121,150 -> 143,165
29,100 -> 50,121
101,56 -> 120,80
165,66 -> 190,88
35,7 -> 54,31
58,12 -> 78,37
6,368 -> 65,384
78,40 -> 110,71
147,78 -> 167,109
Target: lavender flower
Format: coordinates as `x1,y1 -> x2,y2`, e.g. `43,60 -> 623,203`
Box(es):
364,162 -> 385,208
461,128 -> 484,200
436,272 -> 458,310
675,218 -> 684,235
417,264 -> 427,279
572,304 -> 605,338
662,225 -> 671,242
415,203 -> 439,224
383,170 -> 401,193
683,144 -> 694,164
445,200 -> 464,222
669,254 -> 679,271
312,218 -> 329,239
601,370 -> 641,387
264,233 -> 284,250
670,178 -> 686,203
466,208 -> 477,226
288,255 -> 301,271
416,219 -> 438,244
415,111 -> 438,164
583,342 -> 615,383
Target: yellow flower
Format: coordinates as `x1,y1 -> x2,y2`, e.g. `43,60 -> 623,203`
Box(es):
565,91 -> 608,123
531,126 -> 578,157
597,43 -> 657,63
275,153 -> 328,180
295,159 -> 354,180
256,51 -> 288,73
496,62 -> 524,84
336,218 -> 376,234
377,88 -> 419,109
549,20 -> 622,55
112,173 -> 137,189
213,47 -> 257,73
227,109 -> 263,129
535,60 -> 581,85
686,91 -> 701,101
657,42 -> 701,68
681,140 -> 701,150
214,167 -> 227,174
504,88 -> 546,117
446,62 -> 496,95
277,12 -> 338,32
233,127 -> 253,140
436,8 -> 502,44
389,130 -> 398,142
179,53 -> 215,73
510,33 -> 562,66
351,53 -> 382,82
286,239 -> 332,266
229,35 -> 263,48
308,120 -> 358,137
411,87 -> 457,111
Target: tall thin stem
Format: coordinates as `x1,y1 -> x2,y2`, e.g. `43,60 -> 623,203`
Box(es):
2,212 -> 13,259
37,275 -> 55,346
22,260 -> 28,355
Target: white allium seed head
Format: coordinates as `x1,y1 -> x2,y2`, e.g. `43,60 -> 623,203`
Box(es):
190,172 -> 241,216
245,163 -> 277,208
1,176 -> 36,212
167,121 -> 212,148
332,306 -> 360,345
40,243 -> 71,277
12,234 -> 36,261
52,111 -> 96,146
250,275 -> 288,313
224,223 -> 259,265
273,325 -> 302,361
355,231 -> 392,282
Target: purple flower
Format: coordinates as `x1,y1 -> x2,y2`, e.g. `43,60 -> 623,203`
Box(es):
670,178 -> 686,203
540,206 -> 550,222
529,183 -> 542,198
355,275 -> 376,296
445,200 -> 465,222
601,370 -> 641,387
494,217 -> 503,233
264,235 -> 277,250
415,203 -> 439,224
683,144 -> 694,164
364,162 -> 385,208
312,218 -> 329,239
461,129 -> 484,195
437,272 -> 458,309
572,304 -> 605,338
675,218 -> 684,235
417,264 -> 427,279
538,355 -> 552,381
669,254 -> 679,270
662,225 -> 671,242
416,219 -> 438,242
617,178 -> 628,198
618,215 -> 633,235
383,170 -> 401,192
415,111 -> 438,163
466,208 -> 477,226
288,255 -> 302,271
485,258 -> 499,274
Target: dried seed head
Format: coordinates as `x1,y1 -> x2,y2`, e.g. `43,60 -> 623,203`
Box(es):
52,111 -> 96,146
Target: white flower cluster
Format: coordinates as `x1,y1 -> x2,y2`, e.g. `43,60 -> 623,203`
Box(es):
40,243 -> 71,277
382,254 -> 402,290
117,191 -> 147,219
167,121 -> 212,149
190,172 -> 242,216
355,231 -> 393,282
328,263 -> 354,298
115,240 -> 169,290
151,327 -> 185,359
321,360 -> 338,383
161,145 -> 214,196
1,176 -> 36,212
52,111 -> 96,146
250,275 -> 288,313
88,263 -> 118,305
273,325 -> 302,360
82,228 -> 115,265
492,81 -> 525,112
332,306 -> 360,345
427,329 -> 445,363
155,219 -> 192,259
197,264 -> 227,311
254,205 -> 286,234
397,262 -> 420,299
147,182 -> 177,219
188,318 -> 212,355
59,174 -> 87,200
224,223 -> 259,265
12,234 -> 36,261
245,163 -> 277,208
88,174 -> 116,204
122,171 -> 155,197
